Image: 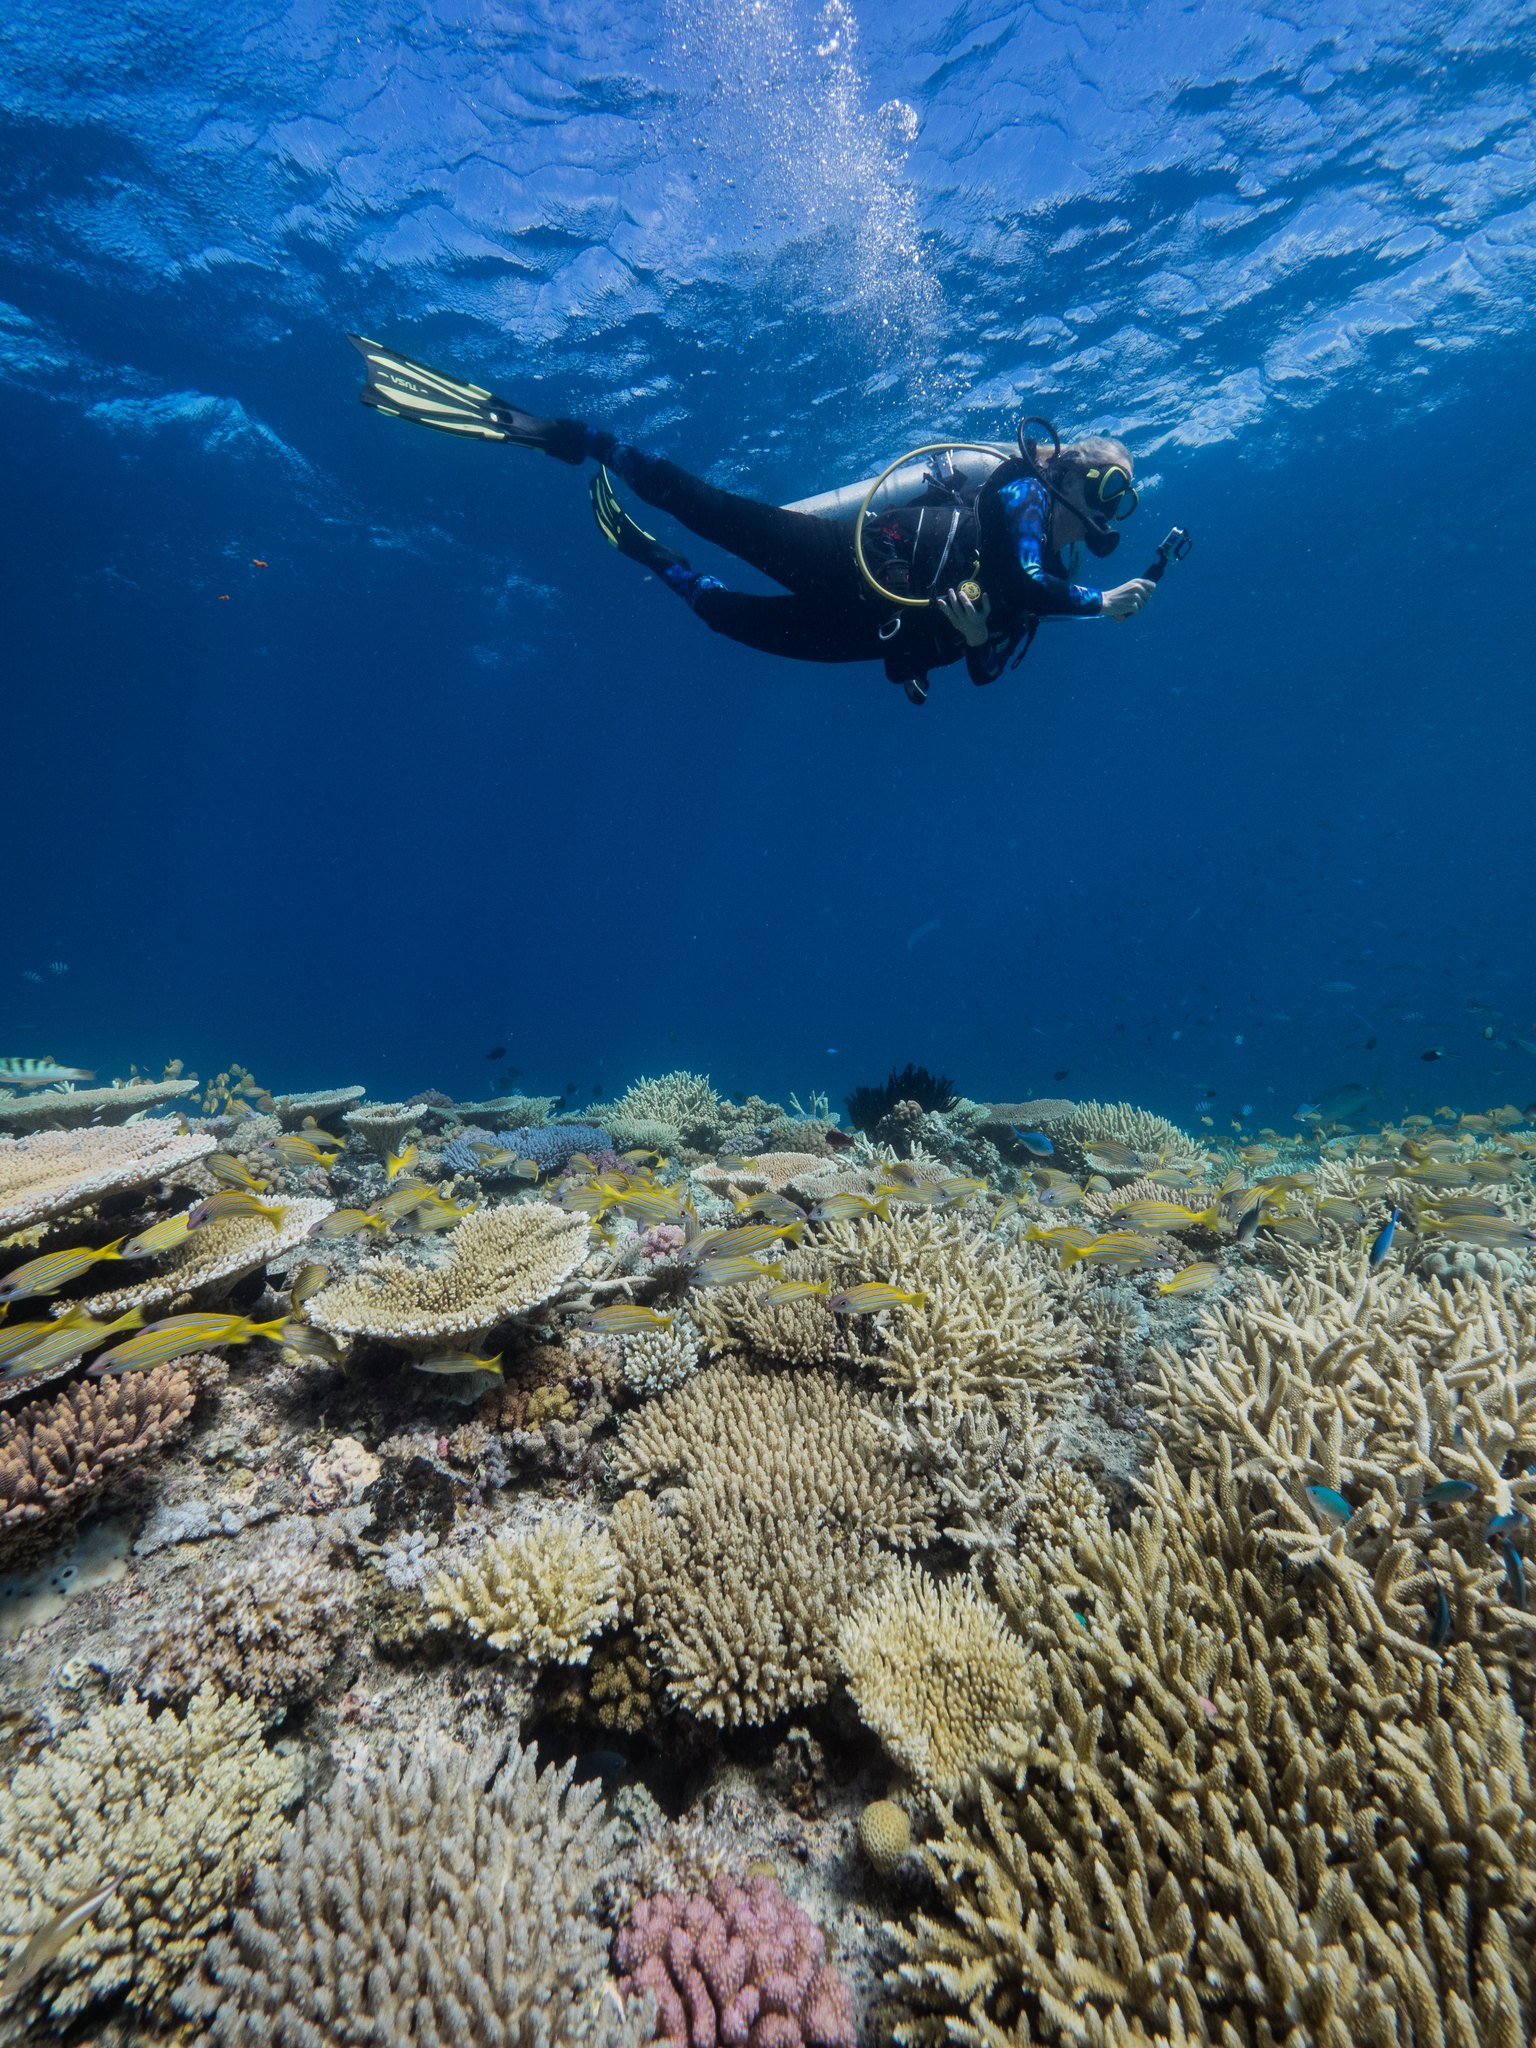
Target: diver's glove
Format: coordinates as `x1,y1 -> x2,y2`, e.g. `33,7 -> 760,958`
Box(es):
590,468 -> 690,576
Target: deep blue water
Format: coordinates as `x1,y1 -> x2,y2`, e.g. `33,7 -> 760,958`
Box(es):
5,0 -> 1536,1129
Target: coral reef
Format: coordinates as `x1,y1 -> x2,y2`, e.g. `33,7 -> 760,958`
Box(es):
0,1077 -> 198,1133
615,1872 -> 857,2048
122,1516 -> 359,1718
858,1799 -> 914,1877
272,1083 -> 365,1126
424,1513 -> 621,1663
0,1365 -> 195,1536
888,1446 -> 1536,2047
613,1070 -> 723,1148
307,1201 -> 590,1343
439,1121 -> 612,1176
73,1195 -> 334,1316
838,1561 -> 1041,1800
0,1686 -> 297,2022
610,1364 -> 936,1724
616,1311 -> 704,1394
0,1122 -> 215,1232
181,1735 -> 634,2046
1034,1095 -> 1200,1176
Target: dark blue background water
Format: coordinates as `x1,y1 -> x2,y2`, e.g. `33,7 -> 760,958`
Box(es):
5,0 -> 1535,1128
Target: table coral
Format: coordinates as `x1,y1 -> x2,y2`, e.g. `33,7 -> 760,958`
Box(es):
837,1562 -> 1043,1800
614,1871 -> 856,2048
424,1514 -> 621,1664
0,1122 -> 215,1233
0,1686 -> 298,2023
888,1446 -> 1536,2048
0,1365 -> 195,1535
0,1078 -> 198,1133
307,1201 -> 590,1343
72,1195 -> 334,1316
180,1735 -> 636,2047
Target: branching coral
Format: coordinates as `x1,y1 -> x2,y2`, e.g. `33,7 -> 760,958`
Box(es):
613,1070 -> 723,1148
617,1313 -> 703,1394
181,1735 -> 636,2047
894,1387 -> 1043,1564
1035,1097 -> 1201,1178
888,1447 -> 1536,2048
837,1563 -> 1042,1800
1138,1262 -> 1536,1666
823,1209 -> 1087,1406
74,1196 -> 334,1316
124,1517 -> 359,1719
0,1123 -> 215,1233
686,1246 -> 877,1369
424,1514 -> 621,1664
615,1872 -> 856,2048
610,1364 -> 937,1725
0,1687 -> 297,2023
307,1202 -> 590,1343
0,1366 -> 195,1535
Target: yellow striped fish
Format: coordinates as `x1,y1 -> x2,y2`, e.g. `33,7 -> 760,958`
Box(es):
85,1313 -> 288,1376
1109,1200 -> 1221,1231
188,1192 -> 286,1231
286,1261 -> 331,1308
762,1279 -> 830,1306
0,1236 -> 128,1304
827,1283 -> 926,1314
311,1208 -> 391,1239
385,1143 -> 419,1180
1060,1231 -> 1177,1271
582,1305 -> 675,1334
205,1151 -> 265,1191
1157,1261 -> 1222,1296
1,1310 -> 145,1378
120,1211 -> 196,1260
413,1350 -> 504,1376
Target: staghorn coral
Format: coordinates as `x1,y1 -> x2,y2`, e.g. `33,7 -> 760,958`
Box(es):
181,1735 -> 636,2047
424,1514 -> 621,1664
838,1562 -> 1043,1801
123,1516 -> 358,1719
0,1122 -> 215,1233
888,1445 -> 1536,2048
825,1208 -> 1087,1406
613,1071 -> 723,1148
615,1872 -> 856,2048
307,1201 -> 589,1344
0,1366 -> 195,1535
687,1245 -> 876,1370
72,1196 -> 334,1316
610,1365 -> 936,1725
1138,1261 -> 1535,1664
0,1686 -> 297,2022
586,1628 -> 658,1733
0,1078 -> 198,1133
895,1386 -> 1043,1564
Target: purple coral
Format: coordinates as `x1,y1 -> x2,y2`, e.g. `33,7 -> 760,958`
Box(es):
614,1872 -> 856,2048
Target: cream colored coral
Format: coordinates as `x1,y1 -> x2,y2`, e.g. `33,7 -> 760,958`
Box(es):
73,1196 -> 334,1316
838,1563 -> 1043,1800
617,1314 -> 702,1394
0,1079 -> 198,1133
425,1516 -> 621,1664
307,1202 -> 589,1343
342,1100 -> 420,1155
272,1083 -> 364,1126
0,1686 -> 297,2021
612,1070 -> 721,1144
687,1245 -> 876,1369
304,1433 -> 381,1507
0,1123 -> 215,1232
889,1445 -> 1536,2047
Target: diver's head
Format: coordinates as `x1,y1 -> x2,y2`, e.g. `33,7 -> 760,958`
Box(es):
1046,436 -> 1138,557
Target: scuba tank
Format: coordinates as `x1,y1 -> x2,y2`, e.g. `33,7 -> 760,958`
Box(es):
782,445 -> 1012,529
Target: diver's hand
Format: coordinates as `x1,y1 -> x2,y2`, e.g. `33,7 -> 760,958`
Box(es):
1101,578 -> 1156,621
936,585 -> 992,645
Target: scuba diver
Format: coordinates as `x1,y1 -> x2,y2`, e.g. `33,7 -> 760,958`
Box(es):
348,336 -> 1189,706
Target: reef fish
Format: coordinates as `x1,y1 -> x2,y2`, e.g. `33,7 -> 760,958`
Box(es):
310,1208 -> 391,1239
205,1151 -> 266,1191
1497,1537 -> 1527,1610
0,1874 -> 120,2004
0,1310 -> 144,1378
85,1313 -> 288,1376
582,1305 -> 675,1334
808,1192 -> 891,1224
1060,1231 -> 1177,1272
0,1237 -> 127,1303
1420,1213 -> 1536,1249
761,1279 -> 831,1306
286,1261 -> 331,1309
1109,1200 -> 1221,1231
1423,1479 -> 1478,1505
1428,1576 -> 1453,1649
413,1350 -> 503,1376
0,1058 -> 94,1089
1368,1208 -> 1399,1269
119,1211 -> 196,1260
1156,1261 -> 1222,1296
827,1284 -> 927,1314
1009,1128 -> 1054,1156
385,1143 -> 419,1180
1305,1484 -> 1354,1527
274,1135 -> 338,1171
188,1192 -> 287,1231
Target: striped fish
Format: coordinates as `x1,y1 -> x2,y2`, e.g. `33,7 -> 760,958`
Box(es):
0,1057 -> 94,1089
0,1237 -> 128,1304
85,1313 -> 288,1376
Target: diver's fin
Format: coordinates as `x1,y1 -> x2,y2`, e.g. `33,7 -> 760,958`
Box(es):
590,468 -> 689,575
347,336 -> 587,461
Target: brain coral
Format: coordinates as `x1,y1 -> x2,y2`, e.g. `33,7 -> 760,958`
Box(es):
888,1445 -> 1536,2048
0,1365 -> 195,1536
615,1871 -> 856,2048
0,1686 -> 298,2022
0,1122 -> 215,1232
424,1514 -> 621,1664
307,1202 -> 589,1343
180,1735 -> 636,2047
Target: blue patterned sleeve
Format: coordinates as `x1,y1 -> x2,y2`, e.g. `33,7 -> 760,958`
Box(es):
997,478 -> 1104,616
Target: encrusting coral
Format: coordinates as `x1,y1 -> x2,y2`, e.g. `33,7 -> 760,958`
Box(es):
886,1445 -> 1536,2048
307,1201 -> 590,1343
424,1514 -> 621,1664
0,1686 -> 298,2023
614,1872 -> 857,2048
837,1561 -> 1042,1801
610,1363 -> 937,1726
0,1365 -> 195,1536
180,1734 -> 637,2047
0,1122 -> 215,1232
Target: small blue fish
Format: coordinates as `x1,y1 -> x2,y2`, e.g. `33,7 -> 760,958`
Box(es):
1423,1479 -> 1478,1506
1010,1127 -> 1054,1157
1496,1538 -> 1527,1611
1489,1511 -> 1530,1537
1428,1576 -> 1452,1649
1368,1207 -> 1399,1269
1305,1484 -> 1353,1528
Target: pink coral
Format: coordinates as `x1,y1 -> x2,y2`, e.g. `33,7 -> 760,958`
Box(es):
614,1872 -> 856,2048
637,1222 -> 687,1266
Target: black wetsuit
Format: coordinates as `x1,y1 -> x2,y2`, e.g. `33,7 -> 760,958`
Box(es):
587,431 -> 1106,693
